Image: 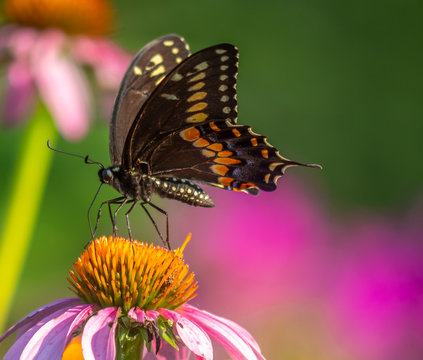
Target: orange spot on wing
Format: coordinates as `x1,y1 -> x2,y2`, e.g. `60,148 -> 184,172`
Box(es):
193,138 -> 210,147
250,138 -> 258,146
214,157 -> 241,165
217,150 -> 232,157
209,122 -> 221,131
261,149 -> 269,158
218,177 -> 234,187
211,164 -> 229,176
207,143 -> 223,151
180,127 -> 200,141
232,128 -> 241,137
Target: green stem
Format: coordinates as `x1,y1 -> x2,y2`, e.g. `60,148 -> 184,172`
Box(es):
0,103 -> 56,332
117,327 -> 145,360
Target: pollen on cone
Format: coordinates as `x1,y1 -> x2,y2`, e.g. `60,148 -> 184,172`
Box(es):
68,236 -> 198,312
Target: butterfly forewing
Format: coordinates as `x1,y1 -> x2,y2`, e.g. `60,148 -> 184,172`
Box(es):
110,34 -> 190,165
121,44 -> 239,169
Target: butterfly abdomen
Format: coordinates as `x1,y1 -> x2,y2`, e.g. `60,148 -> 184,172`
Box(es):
152,177 -> 215,207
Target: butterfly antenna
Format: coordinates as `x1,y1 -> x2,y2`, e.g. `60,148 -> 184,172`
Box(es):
47,140 -> 104,169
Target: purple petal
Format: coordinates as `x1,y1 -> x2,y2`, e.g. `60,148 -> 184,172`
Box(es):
160,309 -> 213,360
0,298 -> 81,343
178,305 -> 263,360
128,307 -> 145,323
65,305 -> 96,344
19,305 -> 92,359
3,304 -> 81,360
31,32 -> 93,141
2,59 -> 35,126
81,307 -> 120,360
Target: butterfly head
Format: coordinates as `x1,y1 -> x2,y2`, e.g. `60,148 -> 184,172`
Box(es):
99,166 -> 119,184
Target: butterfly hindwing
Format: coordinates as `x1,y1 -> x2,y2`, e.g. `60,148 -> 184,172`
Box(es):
148,119 -> 303,194
121,44 -> 239,169
110,34 -> 190,165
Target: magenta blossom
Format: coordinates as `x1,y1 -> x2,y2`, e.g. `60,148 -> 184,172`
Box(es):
0,236 -> 264,359
0,24 -> 130,140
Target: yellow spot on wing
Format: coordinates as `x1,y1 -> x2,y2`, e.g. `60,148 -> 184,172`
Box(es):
180,127 -> 200,141
216,49 -> 227,54
222,107 -> 231,114
202,149 -> 215,158
264,174 -> 271,184
188,82 -> 205,91
172,47 -> 179,54
133,66 -> 142,75
150,54 -> 163,65
195,62 -> 208,71
163,40 -> 174,46
171,73 -> 183,81
151,65 -> 165,77
188,92 -> 207,102
188,72 -> 206,82
187,113 -> 208,123
187,102 -> 208,112
269,162 -> 284,171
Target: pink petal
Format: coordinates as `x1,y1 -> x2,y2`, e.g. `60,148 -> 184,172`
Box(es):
128,307 -> 145,323
31,32 -> 93,141
184,305 -> 261,355
81,307 -> 120,360
71,36 -> 131,89
2,59 -> 35,126
65,305 -> 96,344
145,310 -> 160,322
160,309 -> 213,360
3,304 -> 81,360
0,298 -> 81,343
178,305 -> 263,360
19,305 -> 92,359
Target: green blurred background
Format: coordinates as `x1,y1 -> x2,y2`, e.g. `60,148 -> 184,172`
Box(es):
0,0 -> 422,358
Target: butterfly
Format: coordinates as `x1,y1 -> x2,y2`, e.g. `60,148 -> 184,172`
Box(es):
94,34 -> 320,246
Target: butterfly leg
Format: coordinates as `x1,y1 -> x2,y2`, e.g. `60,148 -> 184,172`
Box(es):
140,202 -> 170,249
147,202 -> 170,249
91,196 -> 126,239
124,200 -> 138,241
112,198 -> 131,237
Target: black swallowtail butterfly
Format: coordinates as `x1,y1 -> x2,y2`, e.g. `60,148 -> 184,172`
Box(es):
94,34 -> 319,245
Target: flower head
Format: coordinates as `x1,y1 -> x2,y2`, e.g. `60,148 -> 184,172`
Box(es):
0,0 -> 131,140
0,236 -> 264,359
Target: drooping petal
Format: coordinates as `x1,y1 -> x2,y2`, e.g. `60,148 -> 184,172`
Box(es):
178,305 -> 263,360
184,305 -> 261,356
31,30 -> 93,141
0,298 -> 81,343
81,307 -> 120,360
160,309 -> 213,360
2,59 -> 35,125
128,307 -> 145,323
3,304 -> 81,360
65,304 -> 96,344
19,304 -> 92,359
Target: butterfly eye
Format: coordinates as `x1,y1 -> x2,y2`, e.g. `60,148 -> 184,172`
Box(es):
99,168 -> 114,184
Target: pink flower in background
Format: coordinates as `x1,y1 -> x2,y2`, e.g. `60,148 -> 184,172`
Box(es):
0,236 -> 265,359
0,0 -> 131,140
170,178 -> 423,359
326,206 -> 423,360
